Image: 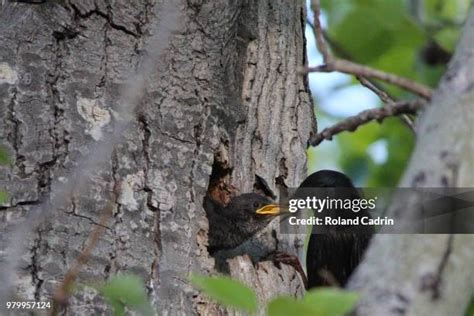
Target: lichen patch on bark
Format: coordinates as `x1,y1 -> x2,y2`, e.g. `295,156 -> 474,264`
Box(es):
76,97 -> 111,141
0,62 -> 18,84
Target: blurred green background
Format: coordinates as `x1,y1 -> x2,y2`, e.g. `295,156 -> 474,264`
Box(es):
306,0 -> 470,186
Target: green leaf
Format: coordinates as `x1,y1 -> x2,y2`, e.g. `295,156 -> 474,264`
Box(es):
99,274 -> 154,316
190,274 -> 258,313
268,289 -> 358,316
303,288 -> 359,316
372,47 -> 418,79
434,28 -> 460,52
425,0 -> 471,22
268,297 -> 317,316
329,6 -> 394,63
327,1 -> 424,65
0,191 -> 8,204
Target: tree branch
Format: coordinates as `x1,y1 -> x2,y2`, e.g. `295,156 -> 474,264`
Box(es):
307,60 -> 433,99
311,0 -> 331,63
309,100 -> 426,146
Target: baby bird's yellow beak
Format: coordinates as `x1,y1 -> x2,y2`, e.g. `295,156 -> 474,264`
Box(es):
255,204 -> 284,216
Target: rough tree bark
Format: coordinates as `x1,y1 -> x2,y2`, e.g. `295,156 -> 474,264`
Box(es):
0,0 -> 312,315
348,7 -> 474,316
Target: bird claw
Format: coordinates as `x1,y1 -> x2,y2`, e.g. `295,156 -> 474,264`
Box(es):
272,251 -> 308,289
273,251 -> 301,270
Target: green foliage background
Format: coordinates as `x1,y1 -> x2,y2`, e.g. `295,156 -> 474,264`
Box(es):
308,0 -> 470,186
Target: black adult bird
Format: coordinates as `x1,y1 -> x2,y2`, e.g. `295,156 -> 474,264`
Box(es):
256,170 -> 374,289
298,170 -> 374,288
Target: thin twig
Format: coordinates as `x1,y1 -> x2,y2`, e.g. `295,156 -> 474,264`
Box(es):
307,60 -> 433,99
50,188 -> 118,315
309,100 -> 426,146
357,76 -> 415,130
311,0 -> 331,63
357,76 -> 393,104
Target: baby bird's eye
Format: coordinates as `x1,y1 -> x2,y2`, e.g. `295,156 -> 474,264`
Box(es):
252,201 -> 260,208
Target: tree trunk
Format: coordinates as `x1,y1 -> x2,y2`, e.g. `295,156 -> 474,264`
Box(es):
0,0 -> 312,314
348,7 -> 474,316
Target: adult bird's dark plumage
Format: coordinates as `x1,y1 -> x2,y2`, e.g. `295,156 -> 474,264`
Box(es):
297,170 -> 374,288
